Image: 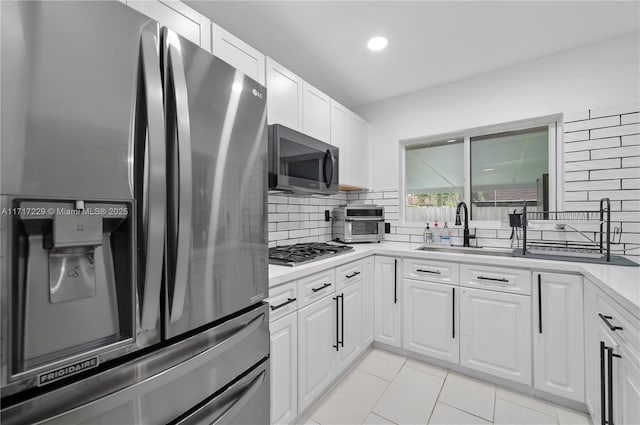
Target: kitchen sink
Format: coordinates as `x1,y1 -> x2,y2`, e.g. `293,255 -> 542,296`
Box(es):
415,245 -> 515,257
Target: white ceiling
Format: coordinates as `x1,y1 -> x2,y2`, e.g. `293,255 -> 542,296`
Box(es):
185,1 -> 640,108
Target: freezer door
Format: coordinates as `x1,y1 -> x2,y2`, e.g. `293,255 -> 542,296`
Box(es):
0,304 -> 269,425
162,29 -> 269,338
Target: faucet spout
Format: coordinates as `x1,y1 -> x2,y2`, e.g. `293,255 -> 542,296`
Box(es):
455,201 -> 473,247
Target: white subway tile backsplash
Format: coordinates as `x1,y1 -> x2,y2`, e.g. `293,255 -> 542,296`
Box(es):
268,213 -> 289,222
564,115 -> 620,132
565,180 -> 620,191
276,204 -> 299,213
622,157 -> 640,168
289,229 -> 310,239
288,213 -> 310,221
269,231 -> 289,241
299,205 -> 319,213
565,137 -> 621,153
590,145 -> 640,160
622,135 -> 640,146
564,130 -> 589,142
564,158 -> 620,172
622,179 -> 640,189
588,190 -> 640,201
564,151 -> 590,162
277,221 -> 299,231
590,104 -> 640,119
590,123 -> 640,139
590,167 -> 639,180
563,110 -> 590,123
622,113 -> 640,125
564,171 -> 590,182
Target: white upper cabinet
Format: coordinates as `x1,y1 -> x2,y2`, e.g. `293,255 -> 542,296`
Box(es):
211,23 -> 265,85
348,112 -> 368,189
302,82 -> 331,142
127,0 -> 211,49
330,100 -> 350,184
266,57 -> 303,130
533,272 -> 584,403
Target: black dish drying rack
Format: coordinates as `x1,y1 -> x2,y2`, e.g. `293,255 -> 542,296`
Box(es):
513,198 -> 637,266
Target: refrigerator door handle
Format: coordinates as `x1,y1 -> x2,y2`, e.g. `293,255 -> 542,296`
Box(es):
138,25 -> 166,331
166,41 -> 193,324
175,369 -> 267,425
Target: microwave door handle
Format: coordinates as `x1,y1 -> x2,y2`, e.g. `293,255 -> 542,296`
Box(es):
323,149 -> 335,188
137,25 -> 166,331
166,41 -> 193,324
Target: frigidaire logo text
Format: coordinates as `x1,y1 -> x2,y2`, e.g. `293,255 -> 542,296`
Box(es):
251,88 -> 264,99
38,357 -> 99,386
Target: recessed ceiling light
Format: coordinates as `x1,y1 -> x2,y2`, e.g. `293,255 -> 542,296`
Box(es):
446,139 -> 457,143
482,168 -> 496,172
367,36 -> 388,51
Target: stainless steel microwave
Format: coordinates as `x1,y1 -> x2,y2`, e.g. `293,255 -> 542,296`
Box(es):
332,205 -> 385,243
268,124 -> 339,195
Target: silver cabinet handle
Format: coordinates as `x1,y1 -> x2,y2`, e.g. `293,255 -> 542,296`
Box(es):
165,33 -> 193,324
417,268 -> 441,275
137,24 -> 166,331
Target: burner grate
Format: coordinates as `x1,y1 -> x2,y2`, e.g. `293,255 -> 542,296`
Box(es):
269,242 -> 353,266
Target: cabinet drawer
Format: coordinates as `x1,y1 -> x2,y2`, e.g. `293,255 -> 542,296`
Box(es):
404,258 -> 459,284
267,281 -> 298,322
336,260 -> 363,290
297,270 -> 336,307
594,286 -> 640,362
460,264 -> 531,295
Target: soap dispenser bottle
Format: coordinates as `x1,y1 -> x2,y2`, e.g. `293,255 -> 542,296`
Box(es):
423,223 -> 433,244
441,222 -> 451,245
433,220 -> 441,243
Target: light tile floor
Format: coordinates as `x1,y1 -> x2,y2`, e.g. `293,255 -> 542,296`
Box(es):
298,349 -> 592,425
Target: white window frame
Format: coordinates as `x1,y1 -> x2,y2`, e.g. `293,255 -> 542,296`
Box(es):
399,114 -> 563,228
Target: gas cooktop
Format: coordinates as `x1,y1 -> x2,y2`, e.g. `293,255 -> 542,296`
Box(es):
269,242 -> 354,267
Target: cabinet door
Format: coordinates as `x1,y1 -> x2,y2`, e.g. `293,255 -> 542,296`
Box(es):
584,281 -> 599,420
362,257 -> 375,346
266,57 -> 303,130
533,272 -> 584,402
330,99 -> 350,185
403,279 -> 459,363
594,320 -> 620,425
302,82 -> 330,142
270,313 -> 297,425
297,295 -> 337,412
460,287 -> 531,384
337,282 -> 363,374
617,345 -> 640,425
127,0 -> 210,49
348,113 -> 368,189
374,257 -> 401,348
211,23 -> 265,85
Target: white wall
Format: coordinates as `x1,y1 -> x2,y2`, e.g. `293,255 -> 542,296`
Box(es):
355,33 -> 640,190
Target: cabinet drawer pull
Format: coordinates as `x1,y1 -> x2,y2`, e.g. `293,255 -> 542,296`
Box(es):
270,297 -> 296,311
311,282 -> 332,293
599,313 -> 623,331
477,276 -> 508,283
416,268 -> 441,275
346,271 -> 361,279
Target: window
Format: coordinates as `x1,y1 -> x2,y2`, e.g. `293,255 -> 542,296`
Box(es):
405,139 -> 463,224
401,118 -> 557,224
471,127 -> 549,220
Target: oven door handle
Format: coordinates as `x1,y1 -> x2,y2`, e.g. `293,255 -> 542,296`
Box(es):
323,149 -> 334,189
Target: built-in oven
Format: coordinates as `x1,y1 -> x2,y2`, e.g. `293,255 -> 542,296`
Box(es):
268,124 -> 339,195
332,205 -> 385,243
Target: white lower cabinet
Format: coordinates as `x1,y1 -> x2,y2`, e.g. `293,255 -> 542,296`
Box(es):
270,313 -> 297,425
362,256 -> 375,346
533,272 -> 584,402
403,278 -> 459,363
297,294 -> 337,413
460,287 -> 532,385
374,256 -> 401,347
617,344 -> 640,425
337,282 -> 363,374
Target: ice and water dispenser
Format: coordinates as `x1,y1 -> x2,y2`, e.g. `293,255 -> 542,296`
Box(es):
8,199 -> 135,382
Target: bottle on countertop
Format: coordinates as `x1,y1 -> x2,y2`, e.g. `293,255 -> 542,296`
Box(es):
423,223 -> 433,244
441,222 -> 451,245
433,220 -> 441,243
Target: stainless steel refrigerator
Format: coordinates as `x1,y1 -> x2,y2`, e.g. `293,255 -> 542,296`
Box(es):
0,1 -> 269,423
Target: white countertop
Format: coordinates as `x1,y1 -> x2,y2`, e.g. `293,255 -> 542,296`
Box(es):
269,241 -> 640,319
